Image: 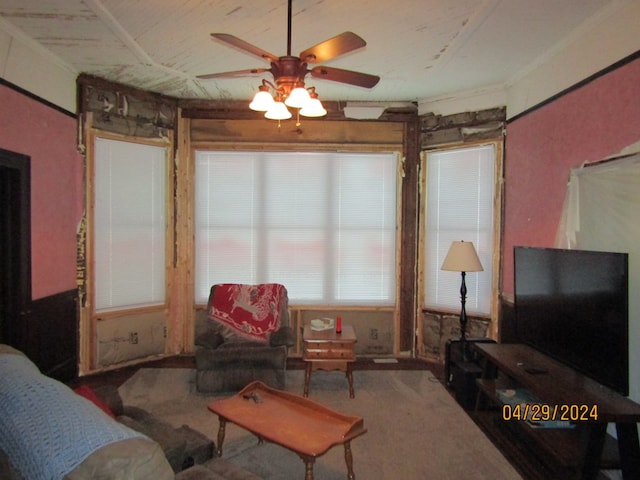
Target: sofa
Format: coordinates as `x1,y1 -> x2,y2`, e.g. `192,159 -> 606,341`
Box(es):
0,344 -> 261,480
88,384 -> 214,473
195,283 -> 295,393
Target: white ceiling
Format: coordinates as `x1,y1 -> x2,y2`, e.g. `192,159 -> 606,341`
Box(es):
0,0 -> 622,104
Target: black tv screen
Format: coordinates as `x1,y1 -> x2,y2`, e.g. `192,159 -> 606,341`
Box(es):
514,246 -> 629,396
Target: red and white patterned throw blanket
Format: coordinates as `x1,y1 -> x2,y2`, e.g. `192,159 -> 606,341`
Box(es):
207,283 -> 285,342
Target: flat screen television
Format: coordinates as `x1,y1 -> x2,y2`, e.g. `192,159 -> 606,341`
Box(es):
514,246 -> 629,396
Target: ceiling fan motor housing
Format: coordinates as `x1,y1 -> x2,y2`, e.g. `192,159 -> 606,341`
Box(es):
271,56 -> 309,95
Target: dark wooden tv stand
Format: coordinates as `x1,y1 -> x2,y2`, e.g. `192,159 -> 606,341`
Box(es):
473,343 -> 640,480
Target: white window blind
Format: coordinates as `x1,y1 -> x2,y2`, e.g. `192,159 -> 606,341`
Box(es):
195,151 -> 398,305
94,138 -> 167,312
424,144 -> 495,315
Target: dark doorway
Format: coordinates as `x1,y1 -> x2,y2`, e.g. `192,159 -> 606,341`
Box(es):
1,147 -> 78,381
0,147 -> 31,349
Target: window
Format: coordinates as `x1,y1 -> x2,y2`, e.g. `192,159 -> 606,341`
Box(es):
195,151 -> 398,305
423,144 -> 496,315
93,138 -> 167,312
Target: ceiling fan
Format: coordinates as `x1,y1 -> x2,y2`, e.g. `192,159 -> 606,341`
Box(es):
197,0 -> 379,118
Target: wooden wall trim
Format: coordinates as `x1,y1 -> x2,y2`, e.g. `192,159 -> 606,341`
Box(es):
1,77 -> 76,118
180,99 -> 418,122
189,118 -> 404,146
398,119 -> 421,353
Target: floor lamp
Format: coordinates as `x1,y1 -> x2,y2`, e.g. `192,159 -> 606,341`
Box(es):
441,241 -> 483,361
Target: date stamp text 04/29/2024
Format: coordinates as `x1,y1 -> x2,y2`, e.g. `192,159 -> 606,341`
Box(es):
502,403 -> 599,422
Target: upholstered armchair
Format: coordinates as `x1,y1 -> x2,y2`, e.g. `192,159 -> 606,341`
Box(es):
194,283 -> 295,393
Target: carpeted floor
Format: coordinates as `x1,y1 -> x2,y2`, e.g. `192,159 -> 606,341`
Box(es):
119,368 -> 522,480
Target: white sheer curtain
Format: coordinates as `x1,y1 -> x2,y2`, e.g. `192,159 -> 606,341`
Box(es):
556,150 -> 640,403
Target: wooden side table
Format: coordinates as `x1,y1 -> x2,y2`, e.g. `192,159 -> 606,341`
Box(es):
302,324 -> 357,398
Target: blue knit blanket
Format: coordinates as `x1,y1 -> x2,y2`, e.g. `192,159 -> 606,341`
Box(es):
0,352 -> 143,480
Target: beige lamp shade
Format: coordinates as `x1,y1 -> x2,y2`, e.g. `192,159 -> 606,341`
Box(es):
441,241 -> 483,272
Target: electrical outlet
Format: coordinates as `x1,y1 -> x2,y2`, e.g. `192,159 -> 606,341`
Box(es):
370,328 -> 378,340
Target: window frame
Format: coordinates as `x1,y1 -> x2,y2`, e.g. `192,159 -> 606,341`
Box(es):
87,132 -> 173,320
191,147 -> 403,308
418,140 -> 503,323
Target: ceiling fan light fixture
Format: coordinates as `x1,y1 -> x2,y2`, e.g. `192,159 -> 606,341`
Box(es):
249,85 -> 275,111
299,97 -> 327,117
299,88 -> 327,117
284,86 -> 311,109
264,99 -> 292,120
200,0 -> 379,125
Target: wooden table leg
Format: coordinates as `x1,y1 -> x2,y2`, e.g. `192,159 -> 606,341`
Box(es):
344,440 -> 356,480
300,455 -> 315,480
304,361 -> 312,397
216,416 -> 226,457
346,363 -> 355,399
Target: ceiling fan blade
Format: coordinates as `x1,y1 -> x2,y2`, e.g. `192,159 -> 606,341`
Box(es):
310,66 -> 380,88
300,32 -> 367,64
197,68 -> 270,80
210,33 -> 279,63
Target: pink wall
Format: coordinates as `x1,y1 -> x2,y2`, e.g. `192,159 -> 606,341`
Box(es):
0,83 -> 83,299
503,57 -> 640,296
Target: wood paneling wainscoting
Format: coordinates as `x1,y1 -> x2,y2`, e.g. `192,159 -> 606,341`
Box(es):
26,289 -> 78,382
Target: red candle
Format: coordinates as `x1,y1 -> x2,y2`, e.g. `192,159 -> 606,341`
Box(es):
336,316 -> 342,333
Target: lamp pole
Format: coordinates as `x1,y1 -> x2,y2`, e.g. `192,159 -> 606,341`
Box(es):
459,271 -> 469,361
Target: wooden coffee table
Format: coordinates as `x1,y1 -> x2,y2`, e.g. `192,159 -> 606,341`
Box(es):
208,381 -> 367,480
303,324 -> 357,398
